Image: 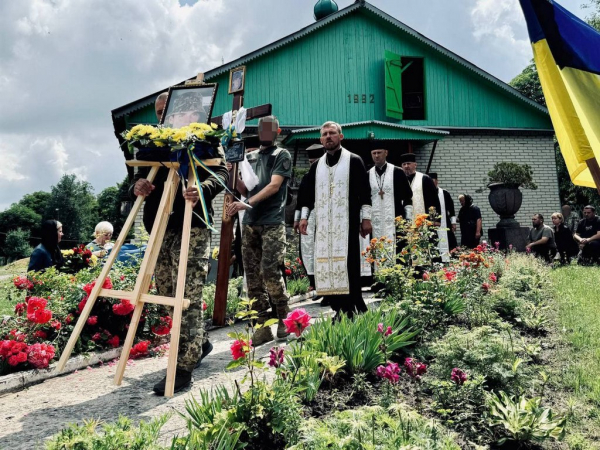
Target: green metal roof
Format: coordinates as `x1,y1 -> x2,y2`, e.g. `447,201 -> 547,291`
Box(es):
204,1 -> 547,116
283,121 -> 449,145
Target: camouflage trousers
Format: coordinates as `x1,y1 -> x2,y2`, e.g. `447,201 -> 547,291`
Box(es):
155,227 -> 210,372
242,224 -> 290,319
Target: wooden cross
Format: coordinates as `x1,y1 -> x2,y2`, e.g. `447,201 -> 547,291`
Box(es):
379,190 -> 385,199
209,77 -> 272,326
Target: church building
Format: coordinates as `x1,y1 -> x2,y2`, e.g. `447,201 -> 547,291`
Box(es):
112,0 -> 560,242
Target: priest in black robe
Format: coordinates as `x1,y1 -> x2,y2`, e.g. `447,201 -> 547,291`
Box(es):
400,153 -> 441,220
299,121 -> 372,318
429,173 -> 458,257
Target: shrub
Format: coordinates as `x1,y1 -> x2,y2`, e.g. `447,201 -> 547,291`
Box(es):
45,415 -> 170,450
287,277 -> 310,296
289,404 -> 461,449
303,308 -> 418,374
202,277 -> 243,318
4,228 -> 32,259
487,162 -> 537,189
427,326 -> 529,393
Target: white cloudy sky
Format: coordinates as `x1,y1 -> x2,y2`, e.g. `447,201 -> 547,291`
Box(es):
0,0 -> 591,211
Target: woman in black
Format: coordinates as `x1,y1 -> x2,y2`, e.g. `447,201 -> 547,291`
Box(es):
458,194 -> 482,249
551,212 -> 578,263
28,220 -> 64,272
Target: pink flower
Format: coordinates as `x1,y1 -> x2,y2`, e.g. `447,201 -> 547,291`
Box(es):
202,302 -> 208,311
443,269 -> 457,282
91,333 -> 101,341
422,272 -> 430,281
51,320 -> 61,330
107,335 -> 120,348
268,346 -> 285,368
385,326 -> 393,337
451,367 -> 468,385
482,282 -> 490,292
376,362 -> 401,383
27,343 -> 56,369
282,308 -> 311,337
14,303 -> 26,316
494,241 -> 500,249
377,323 -> 384,333
489,273 -> 497,283
526,247 -> 532,254
230,339 -> 252,360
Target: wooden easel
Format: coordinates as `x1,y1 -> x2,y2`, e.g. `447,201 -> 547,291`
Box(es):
55,158 -> 222,397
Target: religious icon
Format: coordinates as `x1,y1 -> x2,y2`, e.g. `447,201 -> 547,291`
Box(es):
228,66 -> 246,94
161,84 -> 218,128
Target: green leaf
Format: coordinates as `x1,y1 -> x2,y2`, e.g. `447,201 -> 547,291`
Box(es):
263,318 -> 279,328
226,359 -> 245,370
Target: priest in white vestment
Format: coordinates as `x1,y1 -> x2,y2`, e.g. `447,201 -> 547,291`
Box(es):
299,122 -> 372,318
429,172 -> 458,262
367,149 -> 413,270
400,153 -> 441,221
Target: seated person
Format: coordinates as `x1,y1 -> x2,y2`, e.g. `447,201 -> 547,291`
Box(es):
28,220 -> 64,272
86,221 -> 114,257
551,212 -> 578,263
526,213 -> 557,262
574,205 -> 600,265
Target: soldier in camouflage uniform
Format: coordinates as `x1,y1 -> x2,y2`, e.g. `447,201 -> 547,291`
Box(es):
130,93 -> 229,395
227,115 -> 292,345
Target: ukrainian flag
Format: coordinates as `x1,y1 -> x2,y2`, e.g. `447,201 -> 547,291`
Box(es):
520,0 -> 600,188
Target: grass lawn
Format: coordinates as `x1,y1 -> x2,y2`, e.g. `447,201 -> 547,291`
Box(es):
550,264 -> 600,447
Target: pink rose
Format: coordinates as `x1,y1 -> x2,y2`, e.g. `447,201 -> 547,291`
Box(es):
282,308 -> 311,337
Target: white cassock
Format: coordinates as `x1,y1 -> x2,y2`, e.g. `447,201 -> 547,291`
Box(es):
362,164 -> 397,274
437,188 -> 450,262
409,172 -> 426,221
314,149 -> 352,295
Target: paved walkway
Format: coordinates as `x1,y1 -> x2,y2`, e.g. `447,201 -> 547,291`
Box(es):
0,295 -> 375,450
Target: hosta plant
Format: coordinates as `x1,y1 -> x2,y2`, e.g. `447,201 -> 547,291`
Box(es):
487,391 -> 566,445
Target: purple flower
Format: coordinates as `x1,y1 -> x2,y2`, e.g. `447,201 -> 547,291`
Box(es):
451,367 -> 468,385
268,346 -> 285,368
404,357 -> 427,380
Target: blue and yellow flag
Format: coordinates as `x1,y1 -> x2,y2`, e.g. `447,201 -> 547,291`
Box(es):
520,0 -> 600,188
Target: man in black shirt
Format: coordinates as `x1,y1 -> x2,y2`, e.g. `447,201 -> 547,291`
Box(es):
574,205 -> 600,264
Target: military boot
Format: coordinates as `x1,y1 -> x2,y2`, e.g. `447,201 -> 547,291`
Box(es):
253,323 -> 275,346
276,305 -> 291,339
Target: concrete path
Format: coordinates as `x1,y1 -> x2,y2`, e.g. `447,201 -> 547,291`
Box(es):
0,295 -> 376,450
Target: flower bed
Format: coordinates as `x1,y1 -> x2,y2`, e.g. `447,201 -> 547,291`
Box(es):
46,219 -> 573,449
0,260 -> 171,374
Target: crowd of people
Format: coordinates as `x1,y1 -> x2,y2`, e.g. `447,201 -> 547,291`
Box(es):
526,206 -> 600,265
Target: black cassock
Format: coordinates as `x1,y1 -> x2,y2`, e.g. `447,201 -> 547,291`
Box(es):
299,149 -> 372,317
439,188 -> 458,250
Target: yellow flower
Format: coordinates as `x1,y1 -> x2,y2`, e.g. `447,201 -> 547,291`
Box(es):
212,247 -> 219,260
211,123 -> 218,129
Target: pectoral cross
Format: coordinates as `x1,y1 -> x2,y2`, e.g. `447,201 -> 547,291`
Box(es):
379,189 -> 385,199
210,74 -> 272,326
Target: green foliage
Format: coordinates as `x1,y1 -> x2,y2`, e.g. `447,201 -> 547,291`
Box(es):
289,404 -> 461,450
509,61 -> 546,107
427,326 -> 529,393
429,375 -> 489,440
487,162 -> 538,189
19,191 -> 52,219
96,177 -> 130,237
45,174 -> 98,243
487,392 -> 566,445
303,308 -> 418,374
0,204 -> 41,234
45,414 -> 170,450
202,277 -> 243,318
287,276 -> 310,296
4,228 -> 33,259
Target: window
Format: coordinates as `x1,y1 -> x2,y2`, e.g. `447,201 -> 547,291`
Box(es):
401,57 -> 425,120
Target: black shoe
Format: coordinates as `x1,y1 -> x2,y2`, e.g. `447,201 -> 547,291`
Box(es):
320,298 -> 330,307
153,369 -> 192,396
195,341 -> 214,369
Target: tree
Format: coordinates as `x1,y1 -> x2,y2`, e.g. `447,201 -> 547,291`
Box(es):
4,229 -> 33,260
0,204 -> 41,234
45,174 -> 97,244
19,191 -> 51,219
509,62 -> 545,107
96,177 -> 130,237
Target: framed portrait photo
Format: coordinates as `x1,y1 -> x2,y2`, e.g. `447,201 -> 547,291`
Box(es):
228,66 -> 246,94
161,84 -> 218,128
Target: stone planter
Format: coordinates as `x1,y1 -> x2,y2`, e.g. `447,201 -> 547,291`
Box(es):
488,183 -> 523,228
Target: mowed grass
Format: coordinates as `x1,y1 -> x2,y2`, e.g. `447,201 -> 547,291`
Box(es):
550,265 -> 600,404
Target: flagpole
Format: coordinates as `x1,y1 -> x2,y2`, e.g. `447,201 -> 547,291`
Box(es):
585,158 -> 600,195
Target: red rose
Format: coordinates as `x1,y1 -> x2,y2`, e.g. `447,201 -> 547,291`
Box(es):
282,308 -> 311,337
151,316 -> 172,336
27,343 -> 56,369
91,332 -> 101,341
86,316 -> 98,326
65,314 -> 74,325
51,320 -> 61,330
285,269 -> 292,276
230,339 -> 252,360
112,299 -> 135,316
27,297 -> 52,324
14,303 -> 26,316
34,330 -> 48,340
107,336 -> 120,348
202,302 -> 208,311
